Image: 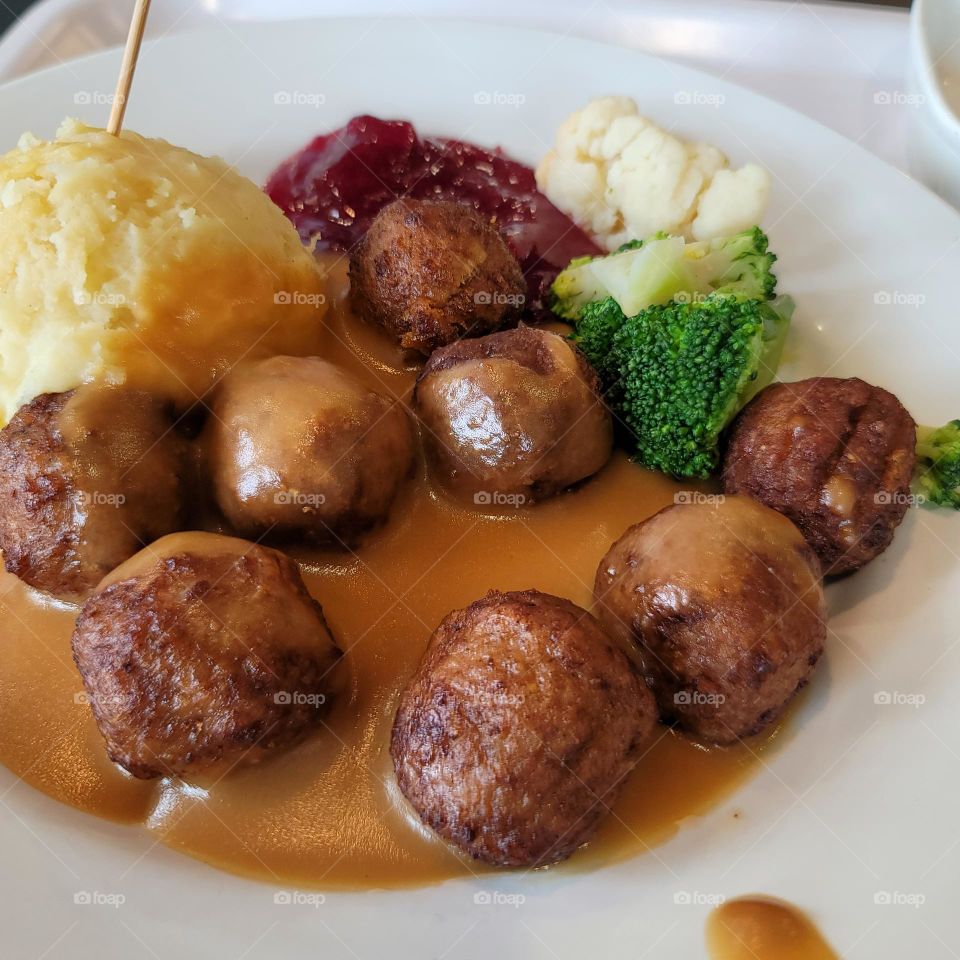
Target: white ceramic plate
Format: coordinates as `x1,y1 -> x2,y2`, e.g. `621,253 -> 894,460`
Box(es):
0,19 -> 957,960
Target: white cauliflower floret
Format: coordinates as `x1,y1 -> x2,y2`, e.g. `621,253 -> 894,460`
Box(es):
687,142 -> 728,183
605,122 -> 709,247
559,95 -> 638,161
536,96 -> 770,249
691,164 -> 771,241
537,98 -> 639,239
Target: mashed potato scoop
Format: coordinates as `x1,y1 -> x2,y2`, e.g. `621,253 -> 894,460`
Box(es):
0,120 -> 327,423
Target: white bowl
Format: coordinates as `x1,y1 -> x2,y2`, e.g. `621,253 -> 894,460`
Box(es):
908,0 -> 960,207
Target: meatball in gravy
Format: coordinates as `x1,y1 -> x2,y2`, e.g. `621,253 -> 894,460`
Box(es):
723,377 -> 917,576
413,326 -> 613,503
204,356 -> 414,547
72,532 -> 341,780
349,199 -> 526,355
595,496 -> 826,744
391,589 -> 656,868
0,387 -> 186,601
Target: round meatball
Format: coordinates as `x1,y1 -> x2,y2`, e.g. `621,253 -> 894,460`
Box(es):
594,496 -> 826,745
723,377 -> 917,576
413,325 -> 613,504
0,387 -> 186,601
349,198 -> 526,355
72,532 -> 341,780
391,589 -> 656,867
204,356 -> 414,547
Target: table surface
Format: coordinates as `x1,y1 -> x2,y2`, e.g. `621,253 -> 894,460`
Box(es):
0,0 -> 912,39
1,0 -> 35,35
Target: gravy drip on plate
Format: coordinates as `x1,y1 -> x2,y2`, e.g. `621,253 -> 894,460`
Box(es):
707,897 -> 839,960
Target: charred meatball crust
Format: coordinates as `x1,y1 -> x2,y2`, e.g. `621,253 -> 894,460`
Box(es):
0,389 -> 185,600
72,533 -> 341,780
349,198 -> 526,355
391,589 -> 656,868
595,496 -> 827,745
723,377 -> 917,576
413,325 -> 613,502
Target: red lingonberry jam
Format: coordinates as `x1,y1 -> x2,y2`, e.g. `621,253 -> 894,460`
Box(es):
265,115 -> 600,315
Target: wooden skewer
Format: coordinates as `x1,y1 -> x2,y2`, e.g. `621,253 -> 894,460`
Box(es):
107,0 -> 152,136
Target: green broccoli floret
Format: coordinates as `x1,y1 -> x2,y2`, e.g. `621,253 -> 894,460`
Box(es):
571,296 -> 625,383
576,293 -> 793,478
550,227 -> 777,321
687,226 -> 777,301
914,420 -> 960,509
551,234 -> 680,320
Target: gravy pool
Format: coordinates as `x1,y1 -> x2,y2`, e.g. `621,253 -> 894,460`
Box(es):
0,255 -> 780,889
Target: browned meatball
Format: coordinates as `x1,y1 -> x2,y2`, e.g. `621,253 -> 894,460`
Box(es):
413,326 -> 613,505
595,496 -> 826,745
722,377 -> 917,576
204,356 -> 414,547
0,387 -> 186,601
72,532 -> 341,780
349,199 -> 526,355
391,589 -> 656,868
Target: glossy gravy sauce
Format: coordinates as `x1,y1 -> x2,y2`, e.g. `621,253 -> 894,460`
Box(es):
707,897 -> 839,959
0,255 -> 779,889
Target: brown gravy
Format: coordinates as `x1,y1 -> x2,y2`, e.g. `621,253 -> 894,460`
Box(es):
0,255 -> 780,889
707,897 -> 839,959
